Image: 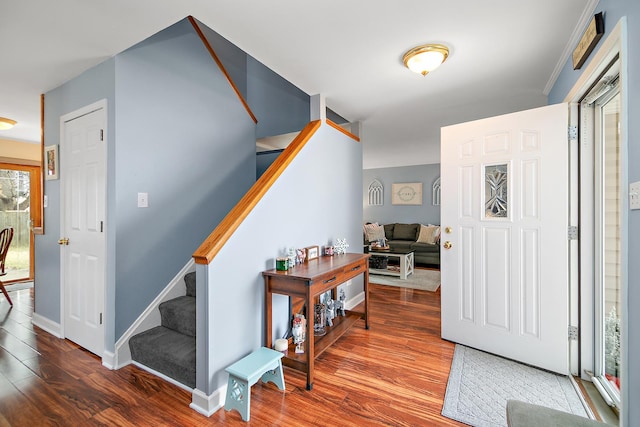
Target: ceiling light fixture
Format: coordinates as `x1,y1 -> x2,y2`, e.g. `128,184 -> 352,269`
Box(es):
0,117 -> 17,130
403,44 -> 449,76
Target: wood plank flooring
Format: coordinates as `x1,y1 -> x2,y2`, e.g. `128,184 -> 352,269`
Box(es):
0,280 -> 464,426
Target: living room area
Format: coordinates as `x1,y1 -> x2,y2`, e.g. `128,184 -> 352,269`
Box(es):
363,162 -> 442,285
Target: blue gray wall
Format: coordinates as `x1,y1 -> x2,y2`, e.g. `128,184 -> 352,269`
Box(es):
247,57 -> 310,138
194,17 -> 311,139
36,15 -> 321,352
198,123 -> 363,393
363,164 -> 441,225
112,19 -> 256,340
549,2 -> 639,425
36,18 -> 257,352
256,150 -> 283,178
36,58 -> 116,327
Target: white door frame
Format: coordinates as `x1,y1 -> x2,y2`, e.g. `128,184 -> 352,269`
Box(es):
563,16 -> 628,405
59,99 -> 108,356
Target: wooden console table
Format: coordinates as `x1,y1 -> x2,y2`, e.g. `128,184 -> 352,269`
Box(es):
262,253 -> 370,390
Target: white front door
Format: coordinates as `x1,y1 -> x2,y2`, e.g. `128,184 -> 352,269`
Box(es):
441,103 -> 569,374
61,103 -> 106,357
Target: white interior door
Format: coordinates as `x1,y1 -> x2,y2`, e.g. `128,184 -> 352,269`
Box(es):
61,104 -> 106,357
441,103 -> 569,374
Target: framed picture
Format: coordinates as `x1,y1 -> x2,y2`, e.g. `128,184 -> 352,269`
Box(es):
305,245 -> 320,261
44,145 -> 59,180
392,182 -> 422,205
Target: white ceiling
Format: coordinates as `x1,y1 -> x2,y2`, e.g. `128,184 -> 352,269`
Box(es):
0,1 -> 595,168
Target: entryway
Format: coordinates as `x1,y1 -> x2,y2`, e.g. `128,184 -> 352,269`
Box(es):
0,163 -> 40,282
440,17 -> 628,425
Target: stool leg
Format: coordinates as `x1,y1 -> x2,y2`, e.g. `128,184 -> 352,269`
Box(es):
224,376 -> 250,421
261,360 -> 285,390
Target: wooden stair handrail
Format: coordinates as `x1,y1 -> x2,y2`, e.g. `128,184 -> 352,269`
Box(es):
188,16 -> 258,124
326,119 -> 360,142
193,120 -> 321,264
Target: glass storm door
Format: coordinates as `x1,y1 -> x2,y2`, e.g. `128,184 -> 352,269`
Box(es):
593,87 -> 622,409
0,165 -> 36,282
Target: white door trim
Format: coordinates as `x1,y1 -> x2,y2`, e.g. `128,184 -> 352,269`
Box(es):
564,17 -> 628,417
59,98 -> 108,357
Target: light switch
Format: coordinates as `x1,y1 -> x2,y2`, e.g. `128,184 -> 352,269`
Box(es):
44,195 -> 48,208
630,182 -> 640,210
137,192 -> 148,208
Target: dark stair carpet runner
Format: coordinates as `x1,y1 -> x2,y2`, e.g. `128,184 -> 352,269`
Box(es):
129,272 -> 196,388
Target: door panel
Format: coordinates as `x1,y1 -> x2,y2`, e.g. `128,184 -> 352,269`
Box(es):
460,226 -> 474,322
62,106 -> 105,357
441,103 -> 569,374
484,226 -> 510,331
521,228 -> 540,337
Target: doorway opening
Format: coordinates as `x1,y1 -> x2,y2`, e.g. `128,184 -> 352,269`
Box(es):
582,62 -> 622,412
0,163 -> 40,282
569,19 -> 628,424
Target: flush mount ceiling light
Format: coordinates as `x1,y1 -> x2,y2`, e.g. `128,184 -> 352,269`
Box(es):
0,117 -> 17,130
403,44 -> 449,76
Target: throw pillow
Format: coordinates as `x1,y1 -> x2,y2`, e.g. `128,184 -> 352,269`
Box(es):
363,223 -> 385,243
428,224 -> 442,244
417,224 -> 439,244
363,222 -> 378,234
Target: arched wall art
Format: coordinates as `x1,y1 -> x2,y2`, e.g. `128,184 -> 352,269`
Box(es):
368,179 -> 384,206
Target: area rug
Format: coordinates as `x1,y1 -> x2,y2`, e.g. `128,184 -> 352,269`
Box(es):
442,345 -> 588,426
369,269 -> 440,291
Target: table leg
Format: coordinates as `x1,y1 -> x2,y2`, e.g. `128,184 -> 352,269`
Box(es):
265,279 -> 273,349
406,252 -> 414,278
305,287 -> 314,390
364,267 -> 370,330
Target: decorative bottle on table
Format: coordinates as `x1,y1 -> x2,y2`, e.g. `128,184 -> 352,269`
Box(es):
292,314 -> 306,354
314,304 -> 326,336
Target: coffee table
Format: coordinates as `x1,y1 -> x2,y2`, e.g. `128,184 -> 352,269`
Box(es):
368,247 -> 414,280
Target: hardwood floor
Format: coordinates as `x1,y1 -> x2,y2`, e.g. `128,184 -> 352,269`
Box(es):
0,281 -> 464,426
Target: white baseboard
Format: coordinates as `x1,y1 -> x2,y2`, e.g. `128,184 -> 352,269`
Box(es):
114,260 -> 195,367
131,361 -> 193,393
190,386 -> 226,417
102,350 -> 116,370
345,291 -> 365,310
32,313 -> 62,338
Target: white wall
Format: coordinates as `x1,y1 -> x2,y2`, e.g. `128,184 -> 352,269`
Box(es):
196,123 -> 363,396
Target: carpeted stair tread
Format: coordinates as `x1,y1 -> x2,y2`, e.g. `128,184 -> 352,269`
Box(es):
184,272 -> 196,297
129,325 -> 195,388
159,296 -> 195,337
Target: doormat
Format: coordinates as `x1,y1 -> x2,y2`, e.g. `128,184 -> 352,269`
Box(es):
442,345 -> 588,426
369,269 -> 440,291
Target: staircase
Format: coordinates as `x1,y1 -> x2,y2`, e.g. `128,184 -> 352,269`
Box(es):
129,272 -> 196,388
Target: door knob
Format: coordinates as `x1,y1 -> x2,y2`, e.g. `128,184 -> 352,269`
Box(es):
443,241 -> 452,249
58,238 -> 69,245
445,227 -> 452,234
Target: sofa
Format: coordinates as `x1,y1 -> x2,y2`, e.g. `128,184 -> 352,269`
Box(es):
363,222 -> 440,267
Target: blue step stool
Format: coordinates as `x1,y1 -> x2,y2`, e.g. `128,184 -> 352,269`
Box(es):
224,347 -> 285,421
